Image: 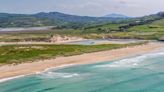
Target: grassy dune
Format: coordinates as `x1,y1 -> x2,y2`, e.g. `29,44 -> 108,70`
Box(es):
0,42 -> 145,64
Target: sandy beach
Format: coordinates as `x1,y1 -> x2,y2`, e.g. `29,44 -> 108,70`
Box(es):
0,42 -> 164,80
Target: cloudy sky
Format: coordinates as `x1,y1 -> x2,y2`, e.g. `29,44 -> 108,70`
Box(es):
0,0 -> 164,17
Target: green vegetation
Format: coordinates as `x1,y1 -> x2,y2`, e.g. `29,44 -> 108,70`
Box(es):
0,12 -> 163,65
0,12 -> 163,41
0,42 -> 145,64
0,34 -> 50,42
52,17 -> 164,40
0,13 -> 61,27
0,12 -> 127,28
128,19 -> 164,32
1,17 -> 163,42
82,23 -> 126,33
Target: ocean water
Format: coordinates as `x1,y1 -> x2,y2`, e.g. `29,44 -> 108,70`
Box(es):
0,50 -> 164,92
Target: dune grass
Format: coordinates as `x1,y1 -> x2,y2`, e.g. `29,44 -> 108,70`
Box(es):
0,42 -> 145,64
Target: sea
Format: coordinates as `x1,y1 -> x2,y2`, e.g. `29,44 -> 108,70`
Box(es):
0,49 -> 164,92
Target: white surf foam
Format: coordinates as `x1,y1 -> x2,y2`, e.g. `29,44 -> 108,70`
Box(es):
41,64 -> 75,74
37,64 -> 80,79
39,72 -> 79,79
0,64 -> 75,83
0,75 -> 26,83
95,51 -> 164,68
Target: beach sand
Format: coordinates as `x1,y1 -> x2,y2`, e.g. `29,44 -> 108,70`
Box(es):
0,42 -> 164,80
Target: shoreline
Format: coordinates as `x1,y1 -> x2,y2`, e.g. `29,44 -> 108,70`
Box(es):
0,64 -> 75,83
0,42 -> 164,81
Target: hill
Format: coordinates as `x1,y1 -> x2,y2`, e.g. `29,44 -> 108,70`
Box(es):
0,12 -> 163,42
52,12 -> 164,40
0,13 -> 61,28
83,12 -> 163,33
0,11 -> 163,40
0,12 -> 127,28
34,12 -> 124,23
104,13 -> 129,18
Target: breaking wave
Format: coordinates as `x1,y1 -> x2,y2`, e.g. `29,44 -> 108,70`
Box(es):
94,51 -> 164,68
39,72 -> 79,79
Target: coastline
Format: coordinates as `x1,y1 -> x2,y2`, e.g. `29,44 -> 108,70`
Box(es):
0,42 -> 164,81
0,64 -> 75,83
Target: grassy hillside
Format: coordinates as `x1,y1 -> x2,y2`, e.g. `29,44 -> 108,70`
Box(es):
0,13 -> 61,27
83,23 -> 126,33
74,17 -> 164,40
0,12 -> 128,28
128,19 -> 164,32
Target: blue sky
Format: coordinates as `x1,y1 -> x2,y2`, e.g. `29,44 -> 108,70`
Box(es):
0,0 -> 164,17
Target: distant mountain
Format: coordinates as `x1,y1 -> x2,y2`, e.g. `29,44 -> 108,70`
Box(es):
0,12 -> 128,28
0,13 -> 61,28
0,12 -> 164,29
33,12 -> 125,23
104,13 -> 129,18
157,12 -> 164,17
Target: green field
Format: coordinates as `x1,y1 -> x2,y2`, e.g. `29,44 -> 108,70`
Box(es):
128,19 -> 164,32
80,18 -> 164,40
50,18 -> 164,40
0,42 -> 145,64
0,34 -> 50,42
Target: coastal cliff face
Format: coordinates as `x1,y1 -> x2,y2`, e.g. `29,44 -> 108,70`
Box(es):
50,35 -> 83,43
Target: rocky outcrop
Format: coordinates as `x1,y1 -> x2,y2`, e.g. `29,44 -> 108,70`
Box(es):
158,37 -> 164,41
